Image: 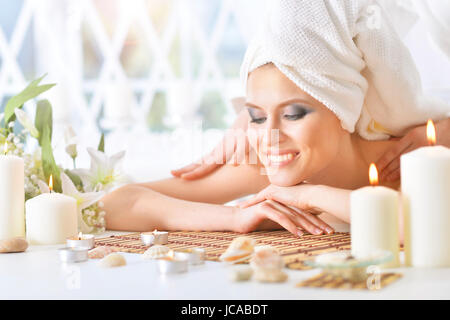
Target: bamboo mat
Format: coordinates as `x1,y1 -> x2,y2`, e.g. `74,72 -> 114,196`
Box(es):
95,230 -> 351,270
296,272 -> 402,290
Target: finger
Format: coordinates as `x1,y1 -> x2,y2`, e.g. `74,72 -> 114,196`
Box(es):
234,133 -> 249,166
170,163 -> 200,177
296,210 -> 334,234
259,203 -> 302,237
237,192 -> 267,208
267,201 -> 323,235
376,139 -> 413,174
379,158 -> 400,182
180,163 -> 219,180
381,141 -> 418,181
385,169 -> 400,182
228,154 -> 239,166
222,129 -> 238,164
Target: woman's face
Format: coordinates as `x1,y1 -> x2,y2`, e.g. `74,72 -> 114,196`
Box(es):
246,63 -> 346,186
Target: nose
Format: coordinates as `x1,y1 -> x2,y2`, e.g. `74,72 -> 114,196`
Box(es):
260,116 -> 287,150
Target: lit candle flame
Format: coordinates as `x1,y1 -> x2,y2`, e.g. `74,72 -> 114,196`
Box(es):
369,163 -> 378,186
427,119 -> 436,146
168,250 -> 174,259
3,142 -> 7,154
78,232 -> 83,240
49,175 -> 53,192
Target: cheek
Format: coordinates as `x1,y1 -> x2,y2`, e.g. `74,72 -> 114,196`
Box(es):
289,116 -> 342,170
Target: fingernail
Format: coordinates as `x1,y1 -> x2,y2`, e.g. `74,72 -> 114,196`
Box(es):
297,230 -> 304,237
325,227 -> 334,234
314,228 -> 323,235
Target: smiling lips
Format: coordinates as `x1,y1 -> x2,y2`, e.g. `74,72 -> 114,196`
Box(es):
263,151 -> 300,167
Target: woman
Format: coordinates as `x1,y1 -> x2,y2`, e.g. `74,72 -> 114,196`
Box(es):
103,0 -> 450,236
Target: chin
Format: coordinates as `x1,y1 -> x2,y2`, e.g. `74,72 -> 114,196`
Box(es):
267,171 -> 303,187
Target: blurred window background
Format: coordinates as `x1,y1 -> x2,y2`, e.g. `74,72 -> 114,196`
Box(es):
1,0 -> 449,182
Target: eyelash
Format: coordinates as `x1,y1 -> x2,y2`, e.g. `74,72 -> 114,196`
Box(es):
249,110 -> 309,124
250,117 -> 267,124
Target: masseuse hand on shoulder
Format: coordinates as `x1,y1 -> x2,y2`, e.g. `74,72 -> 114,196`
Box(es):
377,118 -> 450,182
171,109 -> 250,180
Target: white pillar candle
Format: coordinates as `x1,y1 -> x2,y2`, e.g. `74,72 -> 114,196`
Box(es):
351,164 -> 400,268
401,145 -> 450,267
26,192 -> 78,245
0,150 -> 25,239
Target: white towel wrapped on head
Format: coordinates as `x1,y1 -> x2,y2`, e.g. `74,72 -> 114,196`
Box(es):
240,0 -> 450,140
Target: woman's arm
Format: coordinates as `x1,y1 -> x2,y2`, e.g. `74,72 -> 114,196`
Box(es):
103,184 -> 240,231
103,161 -> 270,231
136,159 -> 269,204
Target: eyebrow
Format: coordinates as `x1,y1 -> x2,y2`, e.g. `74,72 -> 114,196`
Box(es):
244,98 -> 312,110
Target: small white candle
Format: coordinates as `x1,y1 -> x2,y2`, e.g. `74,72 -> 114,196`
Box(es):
26,177 -> 78,245
0,143 -> 25,239
157,251 -> 188,274
66,232 -> 95,249
152,229 -> 168,245
401,120 -> 450,267
351,164 -> 399,268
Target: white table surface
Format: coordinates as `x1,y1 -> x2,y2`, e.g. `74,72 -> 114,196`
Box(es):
2,229 -> 450,300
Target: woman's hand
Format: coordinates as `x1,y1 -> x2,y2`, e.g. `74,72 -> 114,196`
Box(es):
171,109 -> 250,180
377,118 -> 450,182
238,183 -> 352,225
233,199 -> 334,236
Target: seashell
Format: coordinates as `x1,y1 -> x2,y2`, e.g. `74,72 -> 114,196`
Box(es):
142,245 -> 171,260
228,236 -> 256,252
253,268 -> 288,283
250,246 -> 288,282
88,246 -> 117,259
250,246 -> 284,270
0,237 -> 28,253
219,237 -> 256,263
98,253 -> 126,268
229,266 -> 253,282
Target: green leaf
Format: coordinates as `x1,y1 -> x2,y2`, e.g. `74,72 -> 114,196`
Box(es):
4,75 -> 55,126
34,100 -> 53,146
41,126 -> 61,192
97,133 -> 105,152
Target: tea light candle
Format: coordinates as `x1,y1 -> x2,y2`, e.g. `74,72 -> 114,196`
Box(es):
157,251 -> 188,274
26,176 -> 78,245
140,232 -> 155,246
152,229 -> 168,245
67,232 -> 95,249
58,247 -> 88,263
174,248 -> 205,265
401,120 -> 450,267
0,143 -> 25,239
351,164 -> 400,268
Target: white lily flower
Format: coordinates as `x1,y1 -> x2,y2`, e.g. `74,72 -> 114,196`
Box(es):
37,179 -> 50,194
73,147 -> 126,192
37,172 -> 105,233
14,109 -> 40,138
64,125 -> 78,159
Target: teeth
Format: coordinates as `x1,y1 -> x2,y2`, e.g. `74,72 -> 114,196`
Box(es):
267,153 -> 296,163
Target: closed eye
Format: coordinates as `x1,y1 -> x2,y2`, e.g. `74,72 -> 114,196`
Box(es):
250,118 -> 267,124
247,107 -> 267,124
282,104 -> 311,121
